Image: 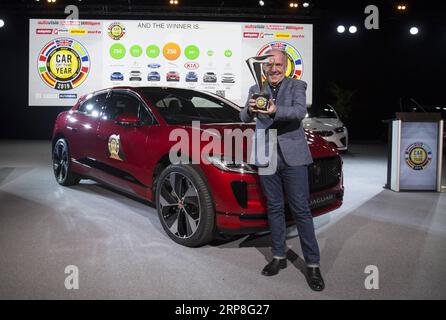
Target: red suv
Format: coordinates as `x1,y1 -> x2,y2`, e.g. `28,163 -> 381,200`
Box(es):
52,87 -> 343,247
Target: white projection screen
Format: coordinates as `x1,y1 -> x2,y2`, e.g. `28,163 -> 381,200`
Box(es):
29,19 -> 313,107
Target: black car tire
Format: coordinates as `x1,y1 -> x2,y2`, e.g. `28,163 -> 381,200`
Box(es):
155,164 -> 215,247
52,138 -> 81,186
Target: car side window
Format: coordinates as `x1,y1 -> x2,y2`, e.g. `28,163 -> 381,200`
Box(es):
104,93 -> 140,121
139,105 -> 155,125
103,92 -> 155,125
191,96 -> 224,109
78,93 -> 107,117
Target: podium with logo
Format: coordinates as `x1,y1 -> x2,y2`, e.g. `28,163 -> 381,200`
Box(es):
386,112 -> 443,192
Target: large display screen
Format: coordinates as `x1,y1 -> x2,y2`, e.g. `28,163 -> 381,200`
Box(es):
29,19 -> 313,107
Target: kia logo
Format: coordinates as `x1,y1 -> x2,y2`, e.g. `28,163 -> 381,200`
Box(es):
184,62 -> 199,70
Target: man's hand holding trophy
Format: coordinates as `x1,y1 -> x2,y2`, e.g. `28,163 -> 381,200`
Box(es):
246,54 -> 277,115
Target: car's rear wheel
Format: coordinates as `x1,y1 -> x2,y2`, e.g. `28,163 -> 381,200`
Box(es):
52,138 -> 81,186
155,165 -> 215,247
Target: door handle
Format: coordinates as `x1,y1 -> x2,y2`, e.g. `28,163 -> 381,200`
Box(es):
67,126 -> 78,133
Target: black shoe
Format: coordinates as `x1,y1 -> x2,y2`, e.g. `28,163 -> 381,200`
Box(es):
261,258 -> 287,276
305,267 -> 325,291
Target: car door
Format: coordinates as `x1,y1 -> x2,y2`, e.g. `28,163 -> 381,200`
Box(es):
94,90 -> 157,195
65,91 -> 108,161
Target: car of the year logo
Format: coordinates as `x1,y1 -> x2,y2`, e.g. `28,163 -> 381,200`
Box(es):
52,87 -> 344,247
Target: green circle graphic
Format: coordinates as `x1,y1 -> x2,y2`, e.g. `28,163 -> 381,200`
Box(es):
146,45 -> 160,58
110,43 -> 126,60
207,50 -> 214,57
224,49 -> 233,58
184,45 -> 200,60
130,45 -> 143,57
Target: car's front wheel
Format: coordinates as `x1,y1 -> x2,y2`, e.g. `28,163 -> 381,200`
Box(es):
52,138 -> 81,186
155,165 -> 215,247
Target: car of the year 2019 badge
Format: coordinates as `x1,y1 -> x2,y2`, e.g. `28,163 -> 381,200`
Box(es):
52,87 -> 344,247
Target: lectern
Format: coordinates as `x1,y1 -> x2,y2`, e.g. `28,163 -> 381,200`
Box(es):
385,112 -> 443,192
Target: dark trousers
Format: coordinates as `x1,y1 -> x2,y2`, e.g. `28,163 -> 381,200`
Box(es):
259,150 -> 320,266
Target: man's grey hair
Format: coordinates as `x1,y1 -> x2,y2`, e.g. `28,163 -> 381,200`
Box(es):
265,48 -> 287,65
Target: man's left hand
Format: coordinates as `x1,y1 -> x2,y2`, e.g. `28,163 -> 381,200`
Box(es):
256,99 -> 276,115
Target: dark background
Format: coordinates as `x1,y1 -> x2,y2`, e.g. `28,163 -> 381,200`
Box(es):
0,0 -> 444,141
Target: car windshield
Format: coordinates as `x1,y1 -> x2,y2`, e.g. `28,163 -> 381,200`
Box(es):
139,88 -> 242,124
307,105 -> 337,119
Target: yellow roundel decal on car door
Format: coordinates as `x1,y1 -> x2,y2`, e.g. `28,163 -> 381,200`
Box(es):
108,134 -> 125,161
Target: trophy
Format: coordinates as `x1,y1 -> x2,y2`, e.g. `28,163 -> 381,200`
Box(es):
245,54 -> 274,111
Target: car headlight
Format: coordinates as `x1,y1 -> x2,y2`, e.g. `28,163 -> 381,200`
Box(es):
334,126 -> 345,133
205,155 -> 257,174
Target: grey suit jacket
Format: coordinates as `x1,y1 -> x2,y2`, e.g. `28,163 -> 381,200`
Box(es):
240,77 -> 313,167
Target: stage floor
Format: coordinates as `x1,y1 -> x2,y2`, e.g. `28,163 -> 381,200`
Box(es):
0,140 -> 445,299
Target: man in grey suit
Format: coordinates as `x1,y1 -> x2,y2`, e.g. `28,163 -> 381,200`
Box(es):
240,49 -> 324,291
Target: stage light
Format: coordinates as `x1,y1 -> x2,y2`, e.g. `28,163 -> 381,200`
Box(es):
0,19 -> 4,28
303,2 -> 309,7
397,4 -> 407,11
169,0 -> 179,5
349,25 -> 357,34
289,2 -> 299,8
259,0 -> 265,6
337,25 -> 345,33
410,27 -> 419,35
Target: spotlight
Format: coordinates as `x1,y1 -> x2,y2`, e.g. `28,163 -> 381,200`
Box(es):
0,19 -> 4,28
169,0 -> 179,4
349,25 -> 357,33
397,4 -> 407,11
337,25 -> 345,33
259,0 -> 265,6
289,2 -> 298,8
303,2 -> 309,7
410,27 -> 419,35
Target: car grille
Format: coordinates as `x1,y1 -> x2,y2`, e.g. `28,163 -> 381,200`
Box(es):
308,156 -> 342,193
315,130 -> 333,137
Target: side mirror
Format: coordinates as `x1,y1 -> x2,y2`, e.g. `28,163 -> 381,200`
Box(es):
115,113 -> 140,126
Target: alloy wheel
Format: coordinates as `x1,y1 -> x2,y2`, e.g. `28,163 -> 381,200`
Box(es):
158,172 -> 201,239
53,141 -> 69,184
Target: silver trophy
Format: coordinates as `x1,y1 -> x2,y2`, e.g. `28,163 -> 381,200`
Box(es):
245,54 -> 274,111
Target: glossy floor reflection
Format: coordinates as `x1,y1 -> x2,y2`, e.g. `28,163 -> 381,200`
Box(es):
0,140 -> 445,299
